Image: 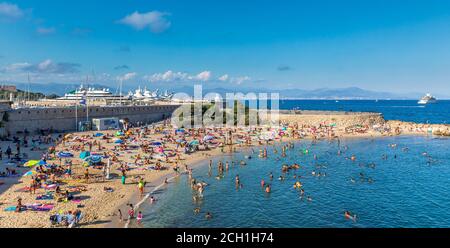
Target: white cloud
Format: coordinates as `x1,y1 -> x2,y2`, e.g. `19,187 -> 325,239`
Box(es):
36,27 -> 56,35
117,72 -> 137,81
218,74 -> 229,81
196,71 -> 212,81
0,2 -> 24,19
143,70 -> 253,85
2,59 -> 80,74
144,70 -> 190,82
118,11 -> 171,33
231,76 -> 251,85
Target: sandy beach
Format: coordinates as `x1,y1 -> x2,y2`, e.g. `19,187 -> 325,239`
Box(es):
0,113 -> 448,228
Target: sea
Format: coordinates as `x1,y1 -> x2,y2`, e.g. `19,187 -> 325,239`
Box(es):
137,100 -> 450,228
279,100 -> 450,124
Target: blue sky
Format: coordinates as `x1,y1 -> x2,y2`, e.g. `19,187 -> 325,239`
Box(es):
1,0 -> 450,94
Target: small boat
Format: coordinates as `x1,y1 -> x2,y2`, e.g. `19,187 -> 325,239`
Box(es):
418,93 -> 437,105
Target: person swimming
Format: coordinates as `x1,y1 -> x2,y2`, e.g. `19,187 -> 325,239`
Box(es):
344,211 -> 357,222
205,212 -> 213,220
300,189 -> 305,196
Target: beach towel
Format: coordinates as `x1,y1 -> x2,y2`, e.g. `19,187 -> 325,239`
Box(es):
36,194 -> 54,200
28,204 -> 54,212
79,151 -> 91,159
4,206 -> 18,212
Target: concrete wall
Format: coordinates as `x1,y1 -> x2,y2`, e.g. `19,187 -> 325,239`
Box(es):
279,112 -> 385,131
3,105 -> 180,135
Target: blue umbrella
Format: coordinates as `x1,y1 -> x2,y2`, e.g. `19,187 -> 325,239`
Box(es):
114,139 -> 124,144
57,152 -> 73,158
38,160 -> 47,165
84,155 -> 103,164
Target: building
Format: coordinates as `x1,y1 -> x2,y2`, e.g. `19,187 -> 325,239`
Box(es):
0,85 -> 17,92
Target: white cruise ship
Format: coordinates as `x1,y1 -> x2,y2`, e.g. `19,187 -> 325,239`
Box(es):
58,85 -> 125,100
418,93 -> 437,105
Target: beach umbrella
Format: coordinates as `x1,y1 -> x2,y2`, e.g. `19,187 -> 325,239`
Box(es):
150,142 -> 162,146
115,131 -> 125,137
203,135 -> 214,141
114,139 -> 124,144
189,140 -> 200,146
94,133 -> 104,137
38,160 -> 47,165
85,155 -> 102,164
175,129 -> 185,134
23,170 -> 37,177
24,160 -> 40,167
79,151 -> 91,159
57,152 -> 74,158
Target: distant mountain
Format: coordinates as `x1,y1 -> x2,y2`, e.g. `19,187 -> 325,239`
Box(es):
192,87 -> 424,100
199,87 -> 450,100
275,87 -> 411,100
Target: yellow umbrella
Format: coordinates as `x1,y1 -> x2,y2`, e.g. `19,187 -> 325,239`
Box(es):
24,160 -> 40,167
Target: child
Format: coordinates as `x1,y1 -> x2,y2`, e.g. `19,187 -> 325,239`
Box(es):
137,211 -> 143,224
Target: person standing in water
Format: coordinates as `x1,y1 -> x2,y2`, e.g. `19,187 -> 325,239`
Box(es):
137,211 -> 143,224
265,184 -> 271,193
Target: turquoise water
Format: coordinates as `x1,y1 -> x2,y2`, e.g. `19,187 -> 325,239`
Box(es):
140,136 -> 450,228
